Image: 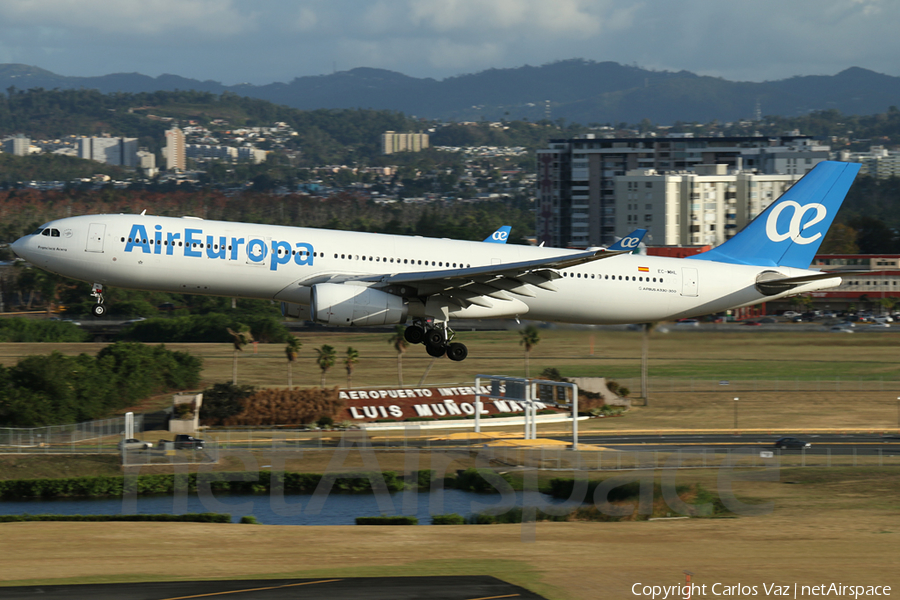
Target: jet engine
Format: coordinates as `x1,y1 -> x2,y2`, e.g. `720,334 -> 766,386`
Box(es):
311,283 -> 408,326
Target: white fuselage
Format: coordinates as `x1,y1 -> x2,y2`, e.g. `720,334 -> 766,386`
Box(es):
13,214 -> 840,323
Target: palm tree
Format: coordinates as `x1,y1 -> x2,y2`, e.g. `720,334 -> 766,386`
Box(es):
519,325 -> 541,377
285,336 -> 302,390
344,346 -> 360,389
315,344 -> 336,387
388,325 -> 409,386
226,325 -> 253,384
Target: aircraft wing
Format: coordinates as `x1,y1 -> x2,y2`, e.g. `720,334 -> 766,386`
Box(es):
334,248 -> 630,310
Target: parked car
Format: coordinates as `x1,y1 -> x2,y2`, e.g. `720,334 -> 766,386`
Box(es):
773,437 -> 811,449
675,319 -> 699,327
741,320 -> 762,326
118,438 -> 152,451
173,434 -> 204,450
781,311 -> 801,318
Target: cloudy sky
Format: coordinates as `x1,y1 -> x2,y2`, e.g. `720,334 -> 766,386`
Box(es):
0,0 -> 896,85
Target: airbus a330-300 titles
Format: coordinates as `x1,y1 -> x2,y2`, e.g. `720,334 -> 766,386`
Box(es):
11,161 -> 861,361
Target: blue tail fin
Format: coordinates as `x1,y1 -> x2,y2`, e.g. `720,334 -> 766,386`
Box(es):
687,161 -> 861,268
608,228 -> 647,252
483,225 -> 511,243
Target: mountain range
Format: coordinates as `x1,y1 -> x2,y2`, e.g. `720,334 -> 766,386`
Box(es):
2,60 -> 900,125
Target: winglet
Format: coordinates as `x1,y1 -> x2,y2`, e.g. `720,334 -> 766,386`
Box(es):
607,229 -> 647,252
483,226 -> 512,244
688,161 -> 861,269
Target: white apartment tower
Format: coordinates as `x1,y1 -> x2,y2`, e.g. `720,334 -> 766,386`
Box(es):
78,137 -> 139,167
165,127 -> 186,171
614,165 -> 802,247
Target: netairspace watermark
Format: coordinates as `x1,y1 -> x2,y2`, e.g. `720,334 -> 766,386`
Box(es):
122,430 -> 788,540
631,583 -> 892,599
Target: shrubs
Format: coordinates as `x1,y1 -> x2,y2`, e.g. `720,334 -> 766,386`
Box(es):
0,513 -> 230,523
0,318 -> 89,343
431,513 -> 464,525
215,387 -> 344,427
0,470 -> 429,499
198,382 -> 256,426
0,342 -> 202,427
121,313 -> 290,344
355,516 -> 418,525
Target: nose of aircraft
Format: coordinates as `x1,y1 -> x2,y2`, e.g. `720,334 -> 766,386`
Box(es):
10,235 -> 30,260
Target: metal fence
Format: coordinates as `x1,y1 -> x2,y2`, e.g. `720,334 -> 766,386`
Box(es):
0,415 -> 144,454
615,377 -> 900,394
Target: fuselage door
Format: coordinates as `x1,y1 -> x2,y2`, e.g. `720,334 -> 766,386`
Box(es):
86,223 -> 106,253
681,267 -> 699,297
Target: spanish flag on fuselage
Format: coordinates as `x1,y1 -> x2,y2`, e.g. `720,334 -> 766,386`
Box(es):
638,266 -> 649,272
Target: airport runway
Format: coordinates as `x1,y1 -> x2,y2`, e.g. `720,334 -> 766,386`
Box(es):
0,576 -> 547,599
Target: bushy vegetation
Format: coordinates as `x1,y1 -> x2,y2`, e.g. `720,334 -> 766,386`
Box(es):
0,513 -> 231,523
355,516 -> 418,525
452,468 -> 515,493
198,382 -> 256,426
0,470 -> 428,499
203,386 -> 344,427
0,318 -> 89,342
121,313 -> 289,344
0,342 -> 202,427
430,513 -> 465,525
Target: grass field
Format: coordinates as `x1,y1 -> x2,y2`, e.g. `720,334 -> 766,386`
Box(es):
3,328 -> 900,392
1,330 -> 899,597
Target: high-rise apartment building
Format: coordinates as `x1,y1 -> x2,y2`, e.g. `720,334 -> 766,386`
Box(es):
165,127 -> 186,171
536,135 -> 830,248
839,146 -> 900,179
382,131 -> 429,154
78,137 -> 139,167
1,135 -> 30,156
615,165 -> 801,247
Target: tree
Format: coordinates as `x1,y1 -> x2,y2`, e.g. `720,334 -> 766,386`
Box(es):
388,325 -> 408,386
519,325 -> 541,377
315,344 -> 336,387
226,325 -> 253,384
344,346 -> 359,389
285,336 -> 302,390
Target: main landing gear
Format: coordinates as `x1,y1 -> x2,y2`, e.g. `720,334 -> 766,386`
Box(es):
90,283 -> 107,317
404,320 -> 468,362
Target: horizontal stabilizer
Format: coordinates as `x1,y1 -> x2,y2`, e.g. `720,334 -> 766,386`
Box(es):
754,270 -> 868,296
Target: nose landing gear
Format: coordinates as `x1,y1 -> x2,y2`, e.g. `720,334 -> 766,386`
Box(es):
404,319 -> 468,361
90,283 -> 106,317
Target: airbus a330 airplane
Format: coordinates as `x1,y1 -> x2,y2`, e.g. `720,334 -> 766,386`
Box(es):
11,161 -> 861,362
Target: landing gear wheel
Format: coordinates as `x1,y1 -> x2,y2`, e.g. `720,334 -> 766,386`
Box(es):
424,329 -> 444,347
404,325 -> 425,344
446,342 -> 468,362
425,343 -> 446,358
91,304 -> 106,317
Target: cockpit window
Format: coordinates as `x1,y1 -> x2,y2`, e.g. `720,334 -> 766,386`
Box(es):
42,229 -> 51,236
32,228 -> 44,235
50,229 -> 60,237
